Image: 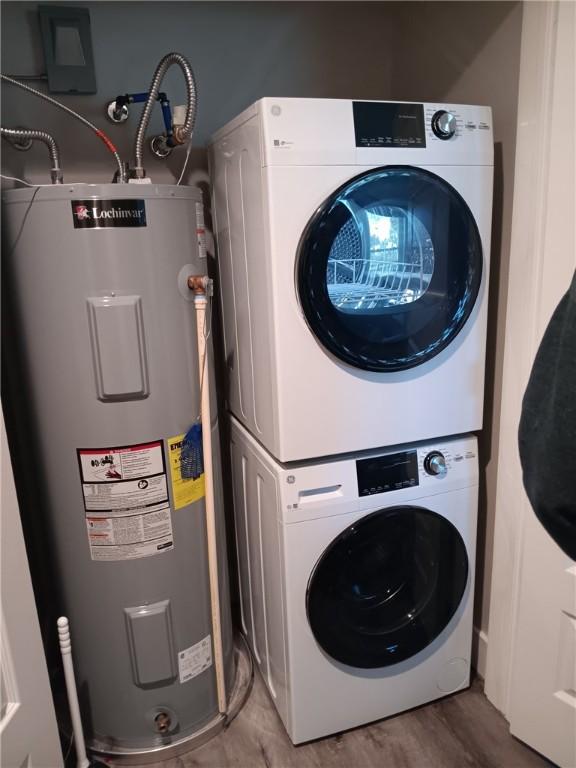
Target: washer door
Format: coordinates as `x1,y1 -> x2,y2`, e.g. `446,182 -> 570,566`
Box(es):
306,506 -> 468,668
297,166 -> 483,371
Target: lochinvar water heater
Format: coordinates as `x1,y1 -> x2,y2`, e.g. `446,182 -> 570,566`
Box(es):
2,184 -> 236,760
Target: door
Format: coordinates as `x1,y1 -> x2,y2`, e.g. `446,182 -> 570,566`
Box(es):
485,2 -> 576,766
306,506 -> 468,668
506,2 -> 576,764
297,166 -> 483,371
1,410 -> 63,768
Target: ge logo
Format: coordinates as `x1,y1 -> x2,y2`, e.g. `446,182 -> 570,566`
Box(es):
287,475 -> 295,484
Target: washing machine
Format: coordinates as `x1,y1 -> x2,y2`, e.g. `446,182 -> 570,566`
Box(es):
230,415 -> 478,744
210,98 -> 493,462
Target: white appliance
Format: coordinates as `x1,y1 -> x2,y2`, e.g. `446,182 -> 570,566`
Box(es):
230,416 -> 478,743
210,98 -> 493,462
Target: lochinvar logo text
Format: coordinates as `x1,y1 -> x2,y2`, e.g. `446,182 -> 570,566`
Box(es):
71,199 -> 147,229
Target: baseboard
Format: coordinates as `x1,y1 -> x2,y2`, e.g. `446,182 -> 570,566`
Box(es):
472,626 -> 488,679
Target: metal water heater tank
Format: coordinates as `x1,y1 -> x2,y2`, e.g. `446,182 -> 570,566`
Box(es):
2,184 -> 236,760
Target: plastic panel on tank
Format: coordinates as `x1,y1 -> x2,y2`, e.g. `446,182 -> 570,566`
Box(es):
87,295 -> 149,400
124,599 -> 177,687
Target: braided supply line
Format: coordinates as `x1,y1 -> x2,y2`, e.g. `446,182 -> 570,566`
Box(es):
133,52 -> 197,178
1,75 -> 125,182
1,126 -> 63,183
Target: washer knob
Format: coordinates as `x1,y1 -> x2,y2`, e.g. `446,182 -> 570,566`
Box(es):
431,110 -> 457,140
424,451 -> 447,477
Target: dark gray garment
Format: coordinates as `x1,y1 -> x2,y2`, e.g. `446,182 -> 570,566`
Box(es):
518,270 -> 576,560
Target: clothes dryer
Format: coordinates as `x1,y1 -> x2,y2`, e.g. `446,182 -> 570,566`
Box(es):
230,416 -> 478,743
210,98 -> 493,461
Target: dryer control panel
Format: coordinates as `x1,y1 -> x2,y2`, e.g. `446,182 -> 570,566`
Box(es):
353,101 -> 427,148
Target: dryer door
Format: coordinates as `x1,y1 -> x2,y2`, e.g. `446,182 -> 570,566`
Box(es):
306,506 -> 468,668
297,166 -> 483,371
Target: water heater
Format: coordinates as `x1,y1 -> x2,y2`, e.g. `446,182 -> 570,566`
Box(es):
2,184 -> 236,760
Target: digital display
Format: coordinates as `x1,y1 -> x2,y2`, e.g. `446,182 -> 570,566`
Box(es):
356,450 -> 419,496
353,102 -> 426,148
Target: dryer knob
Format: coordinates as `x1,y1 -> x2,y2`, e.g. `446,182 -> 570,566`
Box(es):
431,110 -> 457,140
424,451 -> 447,477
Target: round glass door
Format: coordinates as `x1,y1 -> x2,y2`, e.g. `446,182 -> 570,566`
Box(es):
306,506 -> 468,668
297,166 -> 483,371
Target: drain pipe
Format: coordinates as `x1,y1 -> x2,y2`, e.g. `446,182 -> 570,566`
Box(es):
1,126 -> 63,184
57,618 -> 108,768
133,52 -> 197,179
188,274 -> 227,714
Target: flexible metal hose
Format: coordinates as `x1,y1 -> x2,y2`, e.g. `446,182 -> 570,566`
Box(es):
0,74 -> 125,182
133,52 -> 197,178
1,126 -> 63,183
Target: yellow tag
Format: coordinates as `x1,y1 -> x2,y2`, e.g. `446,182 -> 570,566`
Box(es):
167,434 -> 205,510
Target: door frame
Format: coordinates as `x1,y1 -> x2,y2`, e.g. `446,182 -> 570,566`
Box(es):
484,0 -> 574,716
1,409 -> 64,767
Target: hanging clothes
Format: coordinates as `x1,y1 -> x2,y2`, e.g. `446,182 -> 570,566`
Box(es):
519,270 -> 576,560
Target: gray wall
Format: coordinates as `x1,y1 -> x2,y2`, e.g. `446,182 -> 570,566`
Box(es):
1,0 -> 523,671
1,1 -> 397,184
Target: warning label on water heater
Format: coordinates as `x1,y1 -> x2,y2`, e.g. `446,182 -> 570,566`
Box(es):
167,433 -> 205,510
77,441 -> 174,562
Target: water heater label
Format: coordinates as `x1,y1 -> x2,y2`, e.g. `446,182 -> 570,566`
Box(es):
71,199 -> 147,229
167,433 -> 205,510
178,635 -> 212,684
78,441 -> 174,561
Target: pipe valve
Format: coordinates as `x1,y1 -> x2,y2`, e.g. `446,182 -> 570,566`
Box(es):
154,711 -> 172,734
188,275 -> 212,296
150,134 -> 173,158
106,100 -> 129,124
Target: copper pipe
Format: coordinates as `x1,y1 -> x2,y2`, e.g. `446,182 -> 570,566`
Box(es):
188,275 -> 209,295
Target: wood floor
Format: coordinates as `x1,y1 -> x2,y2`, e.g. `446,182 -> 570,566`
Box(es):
134,669 -> 552,768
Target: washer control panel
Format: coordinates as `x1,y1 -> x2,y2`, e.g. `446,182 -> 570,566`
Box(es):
356,440 -> 478,497
356,449 -> 419,496
417,444 -> 477,481
424,450 -> 447,476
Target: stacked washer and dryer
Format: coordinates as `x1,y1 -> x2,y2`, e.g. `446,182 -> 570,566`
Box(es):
209,98 -> 493,743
